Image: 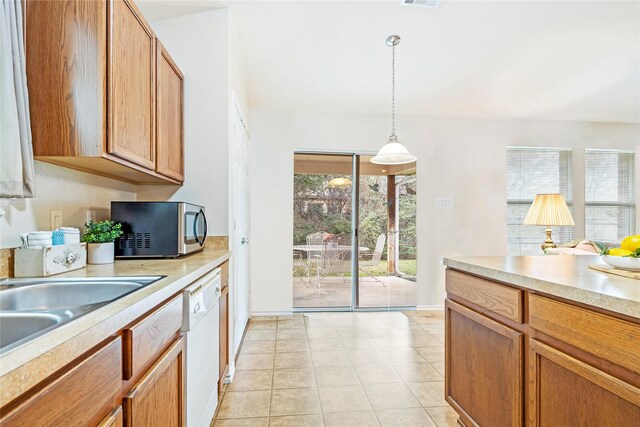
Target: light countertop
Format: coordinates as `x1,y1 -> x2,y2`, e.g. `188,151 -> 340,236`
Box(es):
0,249 -> 230,407
443,255 -> 640,320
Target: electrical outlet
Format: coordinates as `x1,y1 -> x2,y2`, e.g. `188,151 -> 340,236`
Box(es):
86,210 -> 96,224
435,197 -> 454,208
50,210 -> 63,230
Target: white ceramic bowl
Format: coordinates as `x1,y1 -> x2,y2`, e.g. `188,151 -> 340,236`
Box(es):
602,255 -> 640,271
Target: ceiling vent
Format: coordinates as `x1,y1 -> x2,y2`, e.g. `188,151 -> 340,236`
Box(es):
400,0 -> 441,7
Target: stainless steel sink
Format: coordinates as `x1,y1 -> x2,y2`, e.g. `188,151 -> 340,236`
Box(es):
0,312 -> 70,350
0,276 -> 163,354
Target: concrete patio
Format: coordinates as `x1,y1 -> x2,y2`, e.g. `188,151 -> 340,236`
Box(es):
293,275 -> 417,308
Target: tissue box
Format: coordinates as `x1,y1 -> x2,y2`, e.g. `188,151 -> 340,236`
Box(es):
14,243 -> 87,277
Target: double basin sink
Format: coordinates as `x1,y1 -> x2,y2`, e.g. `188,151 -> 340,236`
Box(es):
0,276 -> 163,354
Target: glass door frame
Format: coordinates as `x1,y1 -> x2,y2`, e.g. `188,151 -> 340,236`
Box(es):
293,150 -> 416,312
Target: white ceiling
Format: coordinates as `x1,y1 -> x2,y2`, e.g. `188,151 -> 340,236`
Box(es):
139,0 -> 640,123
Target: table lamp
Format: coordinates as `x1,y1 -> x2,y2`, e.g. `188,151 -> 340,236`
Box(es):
524,194 -> 575,251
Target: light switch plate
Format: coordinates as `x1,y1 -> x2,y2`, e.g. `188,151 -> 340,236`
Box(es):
435,197 -> 454,208
50,210 -> 63,230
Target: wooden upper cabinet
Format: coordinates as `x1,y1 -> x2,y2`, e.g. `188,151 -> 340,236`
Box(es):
156,40 -> 185,181
108,0 -> 156,169
25,0 -> 183,185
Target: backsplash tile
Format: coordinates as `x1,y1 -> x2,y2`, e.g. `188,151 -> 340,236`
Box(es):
0,248 -> 15,278
205,236 -> 229,251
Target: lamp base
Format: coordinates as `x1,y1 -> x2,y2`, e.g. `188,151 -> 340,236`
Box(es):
541,227 -> 556,252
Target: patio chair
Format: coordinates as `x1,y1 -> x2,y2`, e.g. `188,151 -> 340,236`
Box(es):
315,234 -> 351,289
359,233 -> 387,286
293,249 -> 311,287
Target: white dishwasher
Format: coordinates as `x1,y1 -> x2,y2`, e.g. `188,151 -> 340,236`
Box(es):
182,268 -> 221,427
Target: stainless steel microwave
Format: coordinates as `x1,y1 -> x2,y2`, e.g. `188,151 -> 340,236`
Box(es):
111,202 -> 207,258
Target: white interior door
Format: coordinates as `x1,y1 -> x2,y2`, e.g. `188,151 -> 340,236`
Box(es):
231,100 -> 251,356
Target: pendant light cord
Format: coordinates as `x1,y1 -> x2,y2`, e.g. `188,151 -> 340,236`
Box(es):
391,43 -> 396,138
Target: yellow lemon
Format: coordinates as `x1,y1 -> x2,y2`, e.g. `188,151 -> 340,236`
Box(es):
608,248 -> 633,257
620,235 -> 640,252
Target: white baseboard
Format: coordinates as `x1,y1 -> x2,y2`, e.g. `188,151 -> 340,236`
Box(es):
416,305 -> 444,311
251,311 -> 293,317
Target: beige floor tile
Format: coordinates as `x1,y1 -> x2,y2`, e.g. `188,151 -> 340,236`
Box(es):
273,368 -> 317,389
415,347 -> 444,363
430,361 -> 445,376
407,334 -> 442,348
363,383 -> 421,410
252,316 -> 278,322
278,319 -> 306,329
339,337 -> 377,351
431,334 -> 445,344
268,414 -> 324,427
308,337 -> 344,352
330,317 -> 363,327
212,417 -> 269,427
241,340 -> 275,355
314,366 -> 360,387
277,328 -> 307,340
276,339 -> 310,353
311,351 -> 351,367
318,385 -> 372,413
244,329 -> 277,341
249,320 -> 277,330
394,362 -> 442,382
322,411 -> 379,427
216,391 -> 271,419
274,352 -> 313,369
379,347 -> 427,363
347,349 -> 387,366
235,354 -> 274,371
278,313 -> 304,320
411,316 -> 444,325
375,408 -> 436,427
424,406 -> 459,427
227,370 -> 273,391
353,364 -> 402,385
406,381 -> 448,407
335,327 -> 371,339
307,328 -> 339,338
304,317 -> 335,329
420,324 -> 445,334
270,388 -> 321,416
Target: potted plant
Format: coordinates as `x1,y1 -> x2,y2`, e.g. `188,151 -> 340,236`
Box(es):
82,220 -> 123,264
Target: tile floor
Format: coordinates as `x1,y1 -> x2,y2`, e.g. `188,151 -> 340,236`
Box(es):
212,310 -> 459,427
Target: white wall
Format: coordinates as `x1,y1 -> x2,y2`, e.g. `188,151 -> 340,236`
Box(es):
1,162 -> 137,248
137,10 -> 230,236
249,109 -> 640,312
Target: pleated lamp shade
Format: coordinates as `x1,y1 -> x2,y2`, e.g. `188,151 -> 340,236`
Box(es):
524,194 -> 575,226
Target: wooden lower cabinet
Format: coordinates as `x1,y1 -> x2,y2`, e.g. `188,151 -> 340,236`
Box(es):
0,337 -> 123,426
445,299 -> 523,427
528,339 -> 640,426
123,337 -> 185,427
98,406 -> 124,427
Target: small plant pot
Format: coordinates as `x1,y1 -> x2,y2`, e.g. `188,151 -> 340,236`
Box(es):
87,242 -> 115,264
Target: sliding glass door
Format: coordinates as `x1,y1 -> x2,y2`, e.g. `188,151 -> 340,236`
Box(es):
292,152 -> 416,310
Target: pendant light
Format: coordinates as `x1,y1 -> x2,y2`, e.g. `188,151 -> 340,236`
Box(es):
371,35 -> 417,165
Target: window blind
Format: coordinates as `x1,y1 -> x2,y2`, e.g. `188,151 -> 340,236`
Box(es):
507,147 -> 574,255
585,150 -> 635,242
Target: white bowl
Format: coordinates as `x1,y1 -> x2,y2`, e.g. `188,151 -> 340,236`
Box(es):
602,255 -> 640,271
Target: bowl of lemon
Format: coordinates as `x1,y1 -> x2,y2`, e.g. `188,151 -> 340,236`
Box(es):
602,235 -> 640,271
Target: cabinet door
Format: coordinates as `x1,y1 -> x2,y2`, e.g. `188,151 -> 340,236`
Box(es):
108,0 -> 156,169
97,406 -> 123,427
0,337 -> 122,426
445,299 -> 523,427
123,338 -> 185,427
156,40 -> 184,181
527,339 -> 640,426
219,286 -> 229,394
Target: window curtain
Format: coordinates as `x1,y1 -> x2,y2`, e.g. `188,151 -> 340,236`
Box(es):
0,0 -> 34,198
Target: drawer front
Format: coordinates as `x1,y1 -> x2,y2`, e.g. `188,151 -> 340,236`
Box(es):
123,295 -> 183,380
1,337 -> 122,426
446,269 -> 523,323
529,294 -> 640,375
